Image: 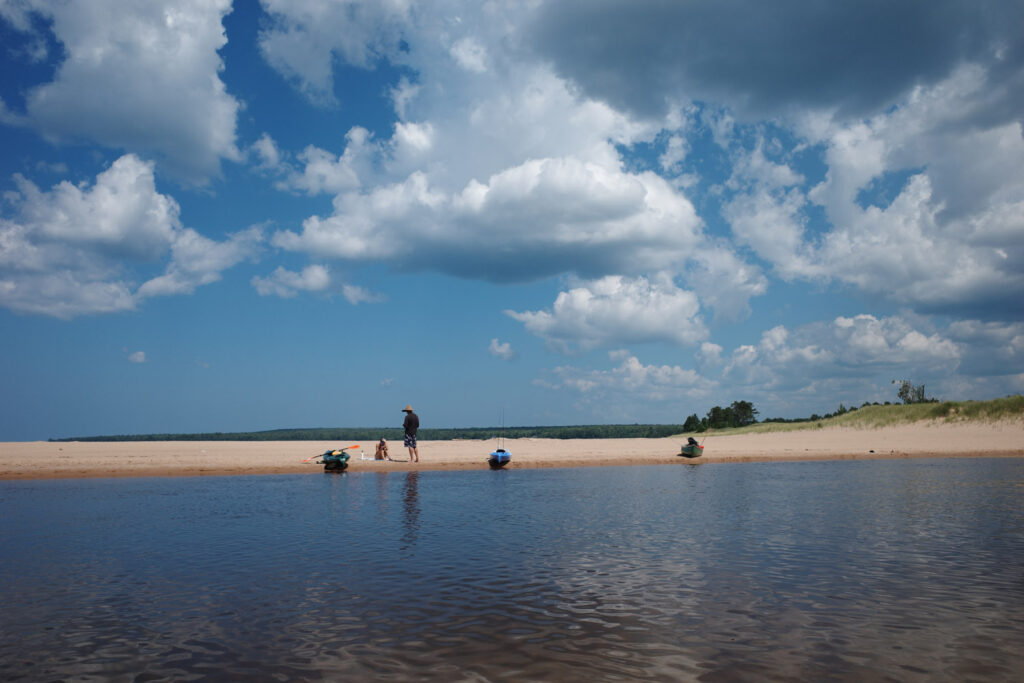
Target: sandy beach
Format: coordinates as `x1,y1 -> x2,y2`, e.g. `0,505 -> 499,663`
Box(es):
1,421 -> 1022,480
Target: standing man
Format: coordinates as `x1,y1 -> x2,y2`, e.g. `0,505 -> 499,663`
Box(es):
402,404 -> 419,463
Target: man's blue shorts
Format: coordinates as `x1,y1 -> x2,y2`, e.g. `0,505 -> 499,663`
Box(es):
404,434 -> 417,448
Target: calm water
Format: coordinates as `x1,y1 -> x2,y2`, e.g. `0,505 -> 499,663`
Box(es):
2,458 -> 1023,681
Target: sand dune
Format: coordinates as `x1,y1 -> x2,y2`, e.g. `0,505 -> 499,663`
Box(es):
2,421 -> 1021,480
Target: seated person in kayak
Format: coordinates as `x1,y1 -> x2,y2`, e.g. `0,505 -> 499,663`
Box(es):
375,439 -> 392,461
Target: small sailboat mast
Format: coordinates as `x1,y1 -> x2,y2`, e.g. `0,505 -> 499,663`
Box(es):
488,408 -> 511,468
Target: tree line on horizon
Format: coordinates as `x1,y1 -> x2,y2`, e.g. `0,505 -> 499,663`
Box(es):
49,381 -> 946,442
49,424 -> 691,443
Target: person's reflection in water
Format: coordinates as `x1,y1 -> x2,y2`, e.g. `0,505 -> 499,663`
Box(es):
401,471 -> 420,550
375,471 -> 390,517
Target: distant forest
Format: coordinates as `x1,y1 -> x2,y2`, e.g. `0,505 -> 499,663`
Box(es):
49,386 -> 939,442
49,424 -> 690,442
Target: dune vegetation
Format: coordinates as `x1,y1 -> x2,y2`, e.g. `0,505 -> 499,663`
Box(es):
704,395 -> 1024,437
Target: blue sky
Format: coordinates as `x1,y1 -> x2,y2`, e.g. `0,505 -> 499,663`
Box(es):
1,0 -> 1023,440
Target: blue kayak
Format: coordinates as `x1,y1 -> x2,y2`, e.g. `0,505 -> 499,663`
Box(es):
488,448 -> 511,469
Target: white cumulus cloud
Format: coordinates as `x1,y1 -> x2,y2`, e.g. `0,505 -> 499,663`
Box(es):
341,283 -> 385,305
257,2 -> 718,288
507,274 -> 707,353
488,338 -> 515,360
137,227 -> 262,298
252,264 -> 331,298
450,37 -> 488,73
0,155 -> 261,318
542,351 -> 713,422
274,128 -> 371,195
7,0 -> 241,183
257,0 -> 411,104
251,264 -> 385,304
273,156 -> 703,284
722,314 -> 961,393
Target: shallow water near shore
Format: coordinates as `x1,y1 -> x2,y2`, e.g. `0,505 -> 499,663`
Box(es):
2,458 -> 1023,681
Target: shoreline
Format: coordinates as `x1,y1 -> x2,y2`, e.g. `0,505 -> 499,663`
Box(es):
0,451 -> 1021,481
2,421 -> 1022,480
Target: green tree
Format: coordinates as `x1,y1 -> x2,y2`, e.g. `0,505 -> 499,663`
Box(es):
705,405 -> 733,429
682,413 -> 702,432
729,400 -> 758,427
893,379 -> 929,404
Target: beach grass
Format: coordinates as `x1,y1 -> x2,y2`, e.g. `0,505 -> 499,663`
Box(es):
700,395 -> 1024,437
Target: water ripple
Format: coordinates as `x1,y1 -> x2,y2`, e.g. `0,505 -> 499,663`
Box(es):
2,460 -> 1023,680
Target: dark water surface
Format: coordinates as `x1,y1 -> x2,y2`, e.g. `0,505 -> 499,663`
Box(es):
2,458 -> 1023,681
